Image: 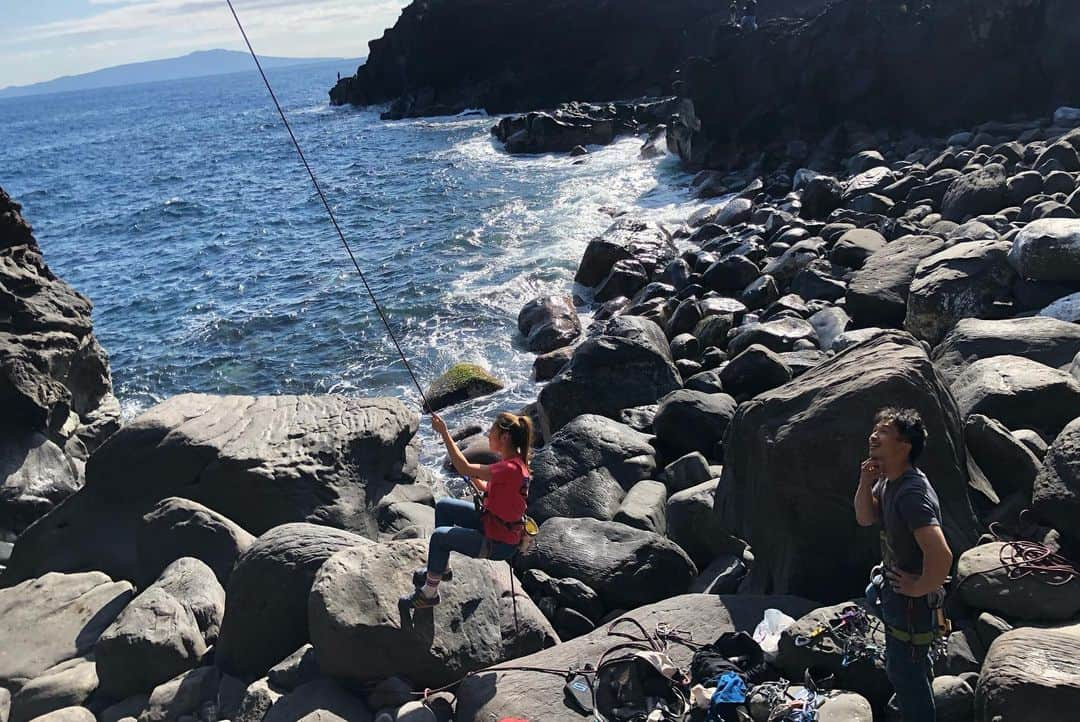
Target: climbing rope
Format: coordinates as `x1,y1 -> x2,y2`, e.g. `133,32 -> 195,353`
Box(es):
225,0 -> 432,411
955,518 -> 1080,591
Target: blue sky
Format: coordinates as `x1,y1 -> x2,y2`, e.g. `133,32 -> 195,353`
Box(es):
0,0 -> 409,89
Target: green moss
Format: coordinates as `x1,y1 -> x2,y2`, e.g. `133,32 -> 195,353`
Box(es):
425,363 -> 505,411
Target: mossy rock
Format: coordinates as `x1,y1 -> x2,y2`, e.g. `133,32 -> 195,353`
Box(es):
424,363 -> 505,411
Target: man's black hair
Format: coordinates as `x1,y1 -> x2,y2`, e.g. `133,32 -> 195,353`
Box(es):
875,407 -> 927,463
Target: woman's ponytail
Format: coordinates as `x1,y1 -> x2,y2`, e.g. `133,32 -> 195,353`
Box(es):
495,411 -> 533,463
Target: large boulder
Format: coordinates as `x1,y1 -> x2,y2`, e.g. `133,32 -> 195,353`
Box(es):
964,415 -> 1041,498
423,364 -> 504,412
215,523 -> 369,678
718,331 -> 983,602
652,390 -> 736,461
528,415 -> 655,523
135,497 -> 254,588
666,480 -> 740,569
718,344 -> 792,402
25,708 -> 94,722
8,658 -> 97,722
0,433 -> 80,538
95,558 -> 225,699
537,317 -> 681,438
1007,218 -> 1080,282
728,317 -> 819,357
931,316 -> 1080,385
517,296 -> 581,354
613,480 -> 668,534
139,666 -> 219,722
518,517 -> 697,611
574,219 -> 676,289
950,355 -> 1080,440
904,240 -> 1015,345
0,187 -> 117,447
309,540 -> 552,688
456,594 -> 818,722
1041,291 -> 1080,323
0,572 -> 132,694
975,623 -> 1080,722
2,394 -> 419,584
942,164 -> 1008,222
1031,418 -> 1080,542
846,235 -> 948,327
956,542 -> 1080,621
830,229 -> 887,270
262,679 -> 370,722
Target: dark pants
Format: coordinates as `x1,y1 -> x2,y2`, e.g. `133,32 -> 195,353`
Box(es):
868,582 -> 936,721
426,498 -> 515,575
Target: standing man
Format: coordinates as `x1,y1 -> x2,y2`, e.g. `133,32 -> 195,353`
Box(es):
855,408 -> 952,721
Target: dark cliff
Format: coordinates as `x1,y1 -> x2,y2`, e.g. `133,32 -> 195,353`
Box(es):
329,0 -> 829,118
668,0 -> 1080,169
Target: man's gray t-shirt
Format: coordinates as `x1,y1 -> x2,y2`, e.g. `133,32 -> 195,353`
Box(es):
873,468 -> 941,575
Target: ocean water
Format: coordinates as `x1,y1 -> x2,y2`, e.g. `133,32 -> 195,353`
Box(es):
0,61 -> 698,464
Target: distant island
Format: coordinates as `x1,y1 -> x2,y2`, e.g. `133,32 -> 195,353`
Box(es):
0,49 -> 360,99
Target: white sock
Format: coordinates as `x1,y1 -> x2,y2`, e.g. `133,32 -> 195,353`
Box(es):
422,576 -> 440,598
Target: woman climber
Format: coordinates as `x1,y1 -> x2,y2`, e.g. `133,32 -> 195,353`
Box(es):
404,411 -> 533,609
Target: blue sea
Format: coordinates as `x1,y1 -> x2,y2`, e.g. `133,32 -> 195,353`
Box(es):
0,60 -> 697,462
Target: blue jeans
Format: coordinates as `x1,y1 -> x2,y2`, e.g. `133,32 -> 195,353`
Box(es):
867,581 -> 936,722
426,498 -> 516,575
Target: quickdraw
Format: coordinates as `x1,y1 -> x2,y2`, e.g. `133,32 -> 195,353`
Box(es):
792,606 -> 884,668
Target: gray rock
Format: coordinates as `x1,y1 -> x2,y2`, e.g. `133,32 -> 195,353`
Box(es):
808,307 -> 851,352
98,695 -> 148,722
652,390 -> 736,461
0,572 -> 132,694
719,331 -> 983,601
931,316 -> 1080,385
8,658 -> 97,722
520,569 -> 604,623
718,344 -> 792,403
976,622 -> 1080,722
3,394 -> 419,585
1041,291 -> 1080,322
528,415 -> 655,523
613,480 -> 667,534
1032,418 -> 1080,543
728,317 -> 818,357
847,235 -> 948,327
517,296 -> 581,354
575,219 -> 676,288
366,678 -> 412,711
136,497 -> 255,589
956,542 -> 1080,620
139,666 -> 219,722
215,523 -> 369,678
1,688 -> 10,722
259,677 -> 369,722
537,316 -> 681,438
904,240 -> 1015,345
309,540 -> 550,688
456,595 -> 818,722
377,502 -> 435,540
666,480 -> 740,569
265,645 -> 318,694
801,175 -> 844,220
1008,218 -> 1080,281
532,346 -> 573,381
817,691 -> 874,722
688,554 -> 747,595
663,453 -> 712,493
0,433 -> 80,537
518,517 -> 697,610
964,414 -> 1041,498
762,239 -> 826,285
234,678 -> 282,722
942,164 -> 1007,222
974,613 -> 1013,652
951,355 -> 1080,439
1014,429 -> 1050,459
96,557 -> 224,699
25,708 -> 94,722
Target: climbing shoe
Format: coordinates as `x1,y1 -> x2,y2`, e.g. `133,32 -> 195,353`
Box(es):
403,588 -> 441,609
413,568 -> 452,587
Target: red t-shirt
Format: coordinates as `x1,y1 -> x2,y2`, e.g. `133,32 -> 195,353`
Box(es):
482,457 -> 530,545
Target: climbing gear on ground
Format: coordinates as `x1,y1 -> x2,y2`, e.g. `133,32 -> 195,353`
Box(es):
564,668 -> 595,714
792,606 -> 883,668
953,520 -> 1080,592
690,632 -> 768,686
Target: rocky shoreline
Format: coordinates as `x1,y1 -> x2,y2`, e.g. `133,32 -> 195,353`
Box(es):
4,0 -> 1080,720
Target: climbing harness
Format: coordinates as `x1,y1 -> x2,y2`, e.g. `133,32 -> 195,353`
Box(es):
225,0 -> 432,412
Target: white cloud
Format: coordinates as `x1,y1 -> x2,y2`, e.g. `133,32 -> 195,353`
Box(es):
1,0 -> 407,87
